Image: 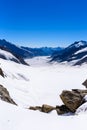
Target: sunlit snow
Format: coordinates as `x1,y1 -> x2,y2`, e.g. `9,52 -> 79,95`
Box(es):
0,57 -> 87,130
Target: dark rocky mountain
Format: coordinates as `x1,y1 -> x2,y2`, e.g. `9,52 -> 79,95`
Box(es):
50,41 -> 87,65
0,39 -> 34,65
1,39 -> 87,66
0,39 -> 63,65
21,46 -> 63,57
0,39 -> 33,58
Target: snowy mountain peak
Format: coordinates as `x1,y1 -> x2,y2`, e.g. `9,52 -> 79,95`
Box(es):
68,41 -> 87,49
51,40 -> 87,65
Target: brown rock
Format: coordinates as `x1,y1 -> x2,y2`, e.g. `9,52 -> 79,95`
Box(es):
29,104 -> 55,113
60,90 -> 83,112
56,105 -> 71,115
72,89 -> 87,97
0,84 -> 17,105
29,106 -> 42,111
0,68 -> 4,77
29,106 -> 38,110
41,104 -> 55,113
82,79 -> 87,88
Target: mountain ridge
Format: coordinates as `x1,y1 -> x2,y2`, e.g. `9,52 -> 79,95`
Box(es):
50,40 -> 87,65
0,39 -> 63,65
0,39 -> 87,65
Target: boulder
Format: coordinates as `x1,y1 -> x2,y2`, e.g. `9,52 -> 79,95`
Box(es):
41,104 -> 55,113
0,84 -> 17,105
82,79 -> 87,88
72,89 -> 87,97
0,68 -> 4,77
60,90 -> 84,112
56,105 -> 71,115
29,106 -> 42,111
29,104 -> 55,113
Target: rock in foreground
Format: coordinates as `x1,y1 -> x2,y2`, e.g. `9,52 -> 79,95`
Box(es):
0,84 -> 17,105
82,79 -> 87,88
0,68 -> 4,77
60,90 -> 86,112
56,105 -> 71,115
29,104 -> 55,113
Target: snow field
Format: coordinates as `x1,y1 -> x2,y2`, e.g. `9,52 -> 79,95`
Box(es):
0,57 -> 87,130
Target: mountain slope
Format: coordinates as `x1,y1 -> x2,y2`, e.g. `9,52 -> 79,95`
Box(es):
0,49 -> 20,63
0,39 -> 33,58
0,58 -> 87,130
0,39 -> 33,65
51,41 -> 87,65
0,39 -> 63,65
21,46 -> 63,57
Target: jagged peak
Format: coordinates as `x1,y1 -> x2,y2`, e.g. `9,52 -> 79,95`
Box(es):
68,40 -> 87,49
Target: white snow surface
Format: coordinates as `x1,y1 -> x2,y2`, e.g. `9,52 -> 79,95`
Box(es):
75,102 -> 87,115
25,56 -> 50,66
75,47 -> 87,54
69,41 -> 86,49
75,41 -> 85,47
0,49 -> 19,61
0,57 -> 87,130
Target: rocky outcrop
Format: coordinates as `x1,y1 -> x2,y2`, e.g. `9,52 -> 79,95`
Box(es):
29,80 -> 87,115
29,104 -> 71,115
72,89 -> 87,97
0,68 -> 4,77
41,104 -> 55,113
56,105 -> 71,115
0,84 -> 17,105
60,90 -> 82,112
29,89 -> 87,114
60,89 -> 87,112
29,106 -> 42,111
82,79 -> 87,88
29,104 -> 55,113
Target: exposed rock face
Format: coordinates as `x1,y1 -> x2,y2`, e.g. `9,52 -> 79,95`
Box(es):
29,80 -> 87,115
72,89 -> 87,97
0,84 -> 17,105
41,104 -> 55,113
56,105 -> 70,115
0,68 -> 4,77
29,89 -> 87,114
82,79 -> 87,88
60,90 -> 84,112
29,106 -> 42,111
29,104 -> 55,113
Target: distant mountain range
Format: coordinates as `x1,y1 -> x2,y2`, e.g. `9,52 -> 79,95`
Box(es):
0,39 -> 87,66
0,39 -> 33,65
0,39 -> 63,65
50,40 -> 87,65
21,46 -> 62,57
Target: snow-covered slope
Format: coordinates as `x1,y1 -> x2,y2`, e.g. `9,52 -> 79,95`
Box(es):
0,58 -> 87,130
0,39 -> 33,58
0,58 -> 87,107
0,39 -> 33,65
1,100 -> 87,130
0,101 -> 87,130
0,49 -> 20,63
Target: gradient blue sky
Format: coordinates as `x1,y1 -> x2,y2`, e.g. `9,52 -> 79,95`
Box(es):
0,0 -> 87,47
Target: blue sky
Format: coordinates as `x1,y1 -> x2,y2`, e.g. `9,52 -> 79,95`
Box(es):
0,0 -> 87,47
